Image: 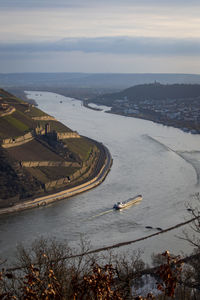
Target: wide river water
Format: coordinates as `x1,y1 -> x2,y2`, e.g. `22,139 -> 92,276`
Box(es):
1,91 -> 200,264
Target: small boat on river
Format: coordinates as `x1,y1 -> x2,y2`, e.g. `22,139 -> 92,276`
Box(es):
113,195 -> 142,210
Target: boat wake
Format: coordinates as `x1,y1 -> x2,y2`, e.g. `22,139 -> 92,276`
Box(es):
85,209 -> 114,221
86,197 -> 142,221
144,134 -> 200,186
144,134 -> 173,152
176,151 -> 200,186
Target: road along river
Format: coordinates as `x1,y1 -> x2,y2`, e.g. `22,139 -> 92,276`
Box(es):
1,91 -> 200,264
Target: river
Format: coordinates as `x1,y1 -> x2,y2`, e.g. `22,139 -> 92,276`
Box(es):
1,91 -> 200,264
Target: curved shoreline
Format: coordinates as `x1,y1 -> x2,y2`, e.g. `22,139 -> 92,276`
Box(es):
84,100 -> 200,134
0,143 -> 112,216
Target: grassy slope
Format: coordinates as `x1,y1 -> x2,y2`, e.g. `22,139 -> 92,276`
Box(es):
62,137 -> 94,161
28,166 -> 78,184
7,139 -> 65,161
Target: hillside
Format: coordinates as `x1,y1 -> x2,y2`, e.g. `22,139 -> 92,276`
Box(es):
2,73 -> 200,90
3,73 -> 200,104
92,83 -> 200,105
0,89 -> 103,208
91,83 -> 200,133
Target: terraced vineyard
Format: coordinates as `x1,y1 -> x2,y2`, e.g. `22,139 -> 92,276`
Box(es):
0,89 -> 103,208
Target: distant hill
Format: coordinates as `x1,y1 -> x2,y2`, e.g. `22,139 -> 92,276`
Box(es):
1,72 -> 200,90
92,83 -> 200,105
2,73 -> 200,104
0,89 -> 102,208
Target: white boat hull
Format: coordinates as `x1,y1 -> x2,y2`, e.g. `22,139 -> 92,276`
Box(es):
113,195 -> 142,210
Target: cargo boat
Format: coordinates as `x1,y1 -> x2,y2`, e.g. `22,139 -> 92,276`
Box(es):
113,195 -> 142,210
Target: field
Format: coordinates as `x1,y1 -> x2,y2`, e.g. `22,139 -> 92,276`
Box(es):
63,137 -> 94,161
27,166 -> 78,183
7,139 -> 65,161
39,120 -> 72,132
25,106 -> 49,117
0,114 -> 30,138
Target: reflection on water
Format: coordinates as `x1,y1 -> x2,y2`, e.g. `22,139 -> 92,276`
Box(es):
1,91 -> 200,264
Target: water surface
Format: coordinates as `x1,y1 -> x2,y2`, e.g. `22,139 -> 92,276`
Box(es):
1,91 -> 200,264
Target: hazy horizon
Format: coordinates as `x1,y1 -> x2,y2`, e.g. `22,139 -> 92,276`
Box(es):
1,71 -> 200,75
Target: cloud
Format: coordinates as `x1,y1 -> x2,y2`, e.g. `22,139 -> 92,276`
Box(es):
0,0 -> 199,7
1,0 -> 200,44
0,0 -> 199,73
1,36 -> 200,57
0,0 -> 79,9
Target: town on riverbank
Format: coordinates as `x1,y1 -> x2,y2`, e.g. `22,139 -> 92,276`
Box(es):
89,83 -> 200,134
4,73 -> 200,134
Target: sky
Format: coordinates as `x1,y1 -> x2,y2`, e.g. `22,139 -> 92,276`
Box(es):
0,0 -> 200,73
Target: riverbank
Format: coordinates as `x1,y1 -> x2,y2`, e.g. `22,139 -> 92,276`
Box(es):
107,109 -> 199,134
83,100 -> 103,111
85,101 -> 199,134
0,143 -> 112,215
